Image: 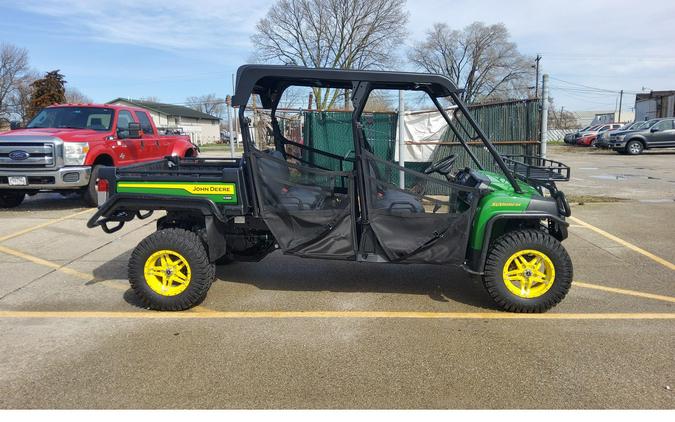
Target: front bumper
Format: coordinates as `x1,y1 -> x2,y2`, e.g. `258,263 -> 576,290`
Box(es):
0,166 -> 91,190
608,140 -> 627,149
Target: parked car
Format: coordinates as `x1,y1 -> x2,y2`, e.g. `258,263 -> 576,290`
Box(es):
608,118 -> 675,155
220,130 -> 231,143
564,125 -> 593,144
577,123 -> 623,146
0,103 -> 199,208
596,121 -> 648,148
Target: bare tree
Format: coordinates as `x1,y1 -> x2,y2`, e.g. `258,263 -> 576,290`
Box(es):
252,0 -> 408,110
65,87 -> 92,104
548,98 -> 578,129
186,93 -> 224,118
408,22 -> 533,103
12,70 -> 39,126
0,43 -> 29,123
364,91 -> 394,112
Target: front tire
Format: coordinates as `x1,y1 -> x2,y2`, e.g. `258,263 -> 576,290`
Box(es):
626,140 -> 643,155
0,191 -> 26,208
128,228 -> 215,311
483,229 -> 573,313
82,165 -> 102,207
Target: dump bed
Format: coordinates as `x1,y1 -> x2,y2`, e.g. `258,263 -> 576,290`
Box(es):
88,156 -> 251,233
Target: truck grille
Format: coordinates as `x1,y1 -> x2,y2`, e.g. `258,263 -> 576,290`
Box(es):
0,142 -> 55,169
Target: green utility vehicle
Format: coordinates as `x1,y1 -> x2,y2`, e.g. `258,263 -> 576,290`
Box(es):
88,65 -> 573,312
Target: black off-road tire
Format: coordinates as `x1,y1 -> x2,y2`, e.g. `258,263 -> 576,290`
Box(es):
626,140 -> 644,155
82,165 -> 102,207
483,229 -> 573,313
0,191 -> 26,208
128,228 -> 216,311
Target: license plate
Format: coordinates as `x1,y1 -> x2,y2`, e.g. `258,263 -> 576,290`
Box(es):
8,176 -> 27,186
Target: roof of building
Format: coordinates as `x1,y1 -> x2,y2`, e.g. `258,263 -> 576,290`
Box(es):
636,90 -> 675,101
107,98 -> 220,121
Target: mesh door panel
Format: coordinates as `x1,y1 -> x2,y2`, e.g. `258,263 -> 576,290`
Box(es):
252,151 -> 355,258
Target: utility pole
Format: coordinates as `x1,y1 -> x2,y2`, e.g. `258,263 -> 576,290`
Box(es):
618,89 -> 624,122
231,73 -> 239,148
534,55 -> 542,99
398,90 -> 406,189
226,95 -> 234,158
540,74 -> 549,158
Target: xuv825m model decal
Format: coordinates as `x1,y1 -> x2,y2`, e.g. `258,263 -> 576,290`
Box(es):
116,182 -> 238,204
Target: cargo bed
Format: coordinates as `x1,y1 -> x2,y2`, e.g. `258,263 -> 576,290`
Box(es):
87,156 -> 251,233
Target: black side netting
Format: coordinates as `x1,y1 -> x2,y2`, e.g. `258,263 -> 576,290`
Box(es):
251,150 -> 355,259
363,152 -> 479,265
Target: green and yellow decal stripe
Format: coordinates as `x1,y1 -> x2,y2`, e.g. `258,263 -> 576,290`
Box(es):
117,181 -> 238,204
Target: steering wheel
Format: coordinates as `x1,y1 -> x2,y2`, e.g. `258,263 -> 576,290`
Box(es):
424,154 -> 457,176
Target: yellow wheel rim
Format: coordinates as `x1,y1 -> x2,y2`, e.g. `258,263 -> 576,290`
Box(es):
143,250 -> 191,296
502,249 -> 555,299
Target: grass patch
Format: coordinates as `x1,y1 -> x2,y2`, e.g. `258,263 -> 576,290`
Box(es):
567,195 -> 627,205
198,143 -> 243,152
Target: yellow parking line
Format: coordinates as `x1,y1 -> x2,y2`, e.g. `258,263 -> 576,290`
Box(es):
0,244 -> 92,280
0,311 -> 673,320
574,281 -> 675,303
0,209 -> 92,243
569,216 -> 675,271
0,245 -> 213,312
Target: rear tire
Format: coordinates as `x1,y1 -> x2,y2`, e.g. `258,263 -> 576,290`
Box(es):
82,165 -> 102,207
626,140 -> 643,155
0,191 -> 26,208
128,228 -> 215,311
483,229 -> 573,313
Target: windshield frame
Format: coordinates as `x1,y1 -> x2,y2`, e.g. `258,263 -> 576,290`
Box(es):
27,106 -> 115,132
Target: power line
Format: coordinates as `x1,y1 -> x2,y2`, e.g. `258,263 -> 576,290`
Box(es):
550,77 -> 639,95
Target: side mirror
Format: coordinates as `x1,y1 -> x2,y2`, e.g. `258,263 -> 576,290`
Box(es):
650,127 -> 660,133
128,122 -> 142,139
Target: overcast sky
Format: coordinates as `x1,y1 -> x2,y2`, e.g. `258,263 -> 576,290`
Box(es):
2,0 -> 673,115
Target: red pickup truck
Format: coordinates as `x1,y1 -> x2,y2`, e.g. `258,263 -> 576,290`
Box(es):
0,103 -> 198,207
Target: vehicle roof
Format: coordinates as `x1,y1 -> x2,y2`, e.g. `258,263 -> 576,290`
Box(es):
46,103 -> 148,112
232,64 -> 461,108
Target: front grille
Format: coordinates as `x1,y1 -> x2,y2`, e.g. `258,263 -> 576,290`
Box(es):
0,142 -> 55,169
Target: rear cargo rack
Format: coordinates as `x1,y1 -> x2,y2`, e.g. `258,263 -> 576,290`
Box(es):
502,155 -> 570,183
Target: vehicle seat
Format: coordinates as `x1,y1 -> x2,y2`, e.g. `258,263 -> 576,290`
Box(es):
90,118 -> 105,130
362,138 -> 423,213
259,150 -> 325,210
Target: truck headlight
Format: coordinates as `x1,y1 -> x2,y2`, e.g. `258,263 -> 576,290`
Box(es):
616,135 -> 625,142
64,142 -> 90,166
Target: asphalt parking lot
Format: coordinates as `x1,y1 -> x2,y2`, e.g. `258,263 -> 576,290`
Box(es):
0,145 -> 673,409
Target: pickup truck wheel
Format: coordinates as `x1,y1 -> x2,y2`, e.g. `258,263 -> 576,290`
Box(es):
483,229 -> 573,313
128,228 -> 216,311
626,140 -> 643,155
82,165 -> 102,207
0,191 -> 26,208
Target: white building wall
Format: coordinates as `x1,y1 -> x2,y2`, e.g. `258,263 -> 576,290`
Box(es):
176,117 -> 220,145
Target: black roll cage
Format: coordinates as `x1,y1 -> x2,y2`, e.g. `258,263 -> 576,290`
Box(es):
233,65 -> 523,217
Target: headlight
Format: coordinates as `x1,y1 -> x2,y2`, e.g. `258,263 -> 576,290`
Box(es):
64,142 -> 90,166
616,135 -> 625,142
